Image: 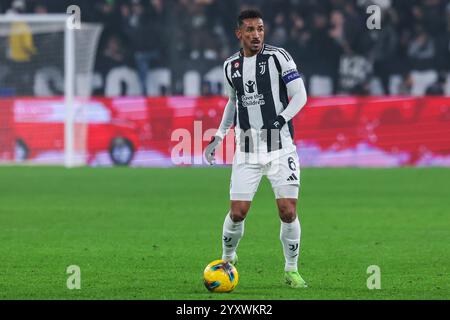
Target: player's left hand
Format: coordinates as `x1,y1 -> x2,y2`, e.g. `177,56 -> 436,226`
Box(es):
269,115 -> 286,130
261,115 -> 286,142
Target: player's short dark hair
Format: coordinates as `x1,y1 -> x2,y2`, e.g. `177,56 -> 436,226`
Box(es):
237,9 -> 263,28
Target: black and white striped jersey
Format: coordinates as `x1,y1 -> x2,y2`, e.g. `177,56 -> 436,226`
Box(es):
223,44 -> 302,157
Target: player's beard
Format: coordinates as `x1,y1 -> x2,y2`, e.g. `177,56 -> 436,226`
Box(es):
249,41 -> 262,53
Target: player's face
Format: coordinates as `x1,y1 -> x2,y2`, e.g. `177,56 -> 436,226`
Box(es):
236,18 -> 264,55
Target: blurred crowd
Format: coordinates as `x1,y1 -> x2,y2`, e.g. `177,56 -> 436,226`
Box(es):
1,0 -> 450,95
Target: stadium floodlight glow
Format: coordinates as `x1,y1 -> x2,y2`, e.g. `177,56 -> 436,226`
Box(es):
0,14 -> 102,167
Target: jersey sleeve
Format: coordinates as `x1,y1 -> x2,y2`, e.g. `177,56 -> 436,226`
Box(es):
277,48 -> 302,85
223,60 -> 235,97
216,60 -> 236,139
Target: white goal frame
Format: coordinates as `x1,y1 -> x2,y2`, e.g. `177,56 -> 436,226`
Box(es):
1,14 -> 79,167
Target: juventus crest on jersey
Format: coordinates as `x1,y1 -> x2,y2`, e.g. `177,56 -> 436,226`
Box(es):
223,44 -> 301,156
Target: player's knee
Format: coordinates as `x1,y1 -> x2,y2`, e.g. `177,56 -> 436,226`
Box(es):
278,201 -> 297,223
230,209 -> 247,222
230,202 -> 250,222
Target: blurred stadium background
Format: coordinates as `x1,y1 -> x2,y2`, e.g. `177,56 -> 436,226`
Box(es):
0,0 -> 449,300
0,0 -> 449,166
0,0 -> 450,166
3,0 -> 450,96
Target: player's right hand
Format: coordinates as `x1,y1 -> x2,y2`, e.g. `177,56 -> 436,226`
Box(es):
205,136 -> 222,165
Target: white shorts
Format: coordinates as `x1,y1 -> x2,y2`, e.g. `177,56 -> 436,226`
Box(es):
230,151 -> 300,201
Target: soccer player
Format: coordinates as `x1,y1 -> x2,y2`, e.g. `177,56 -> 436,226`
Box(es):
204,9 -> 308,288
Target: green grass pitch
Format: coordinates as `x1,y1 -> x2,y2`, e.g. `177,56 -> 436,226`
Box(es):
0,166 -> 449,299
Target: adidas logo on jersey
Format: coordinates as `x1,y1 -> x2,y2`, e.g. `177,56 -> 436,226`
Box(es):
287,173 -> 298,181
232,70 -> 241,78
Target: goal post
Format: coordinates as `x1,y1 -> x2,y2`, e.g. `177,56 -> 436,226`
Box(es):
65,17 -> 75,168
0,14 -> 102,167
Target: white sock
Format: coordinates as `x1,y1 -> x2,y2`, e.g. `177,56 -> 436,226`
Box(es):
222,212 -> 244,261
280,216 -> 301,272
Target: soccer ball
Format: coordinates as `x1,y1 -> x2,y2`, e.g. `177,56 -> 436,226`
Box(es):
203,259 -> 239,293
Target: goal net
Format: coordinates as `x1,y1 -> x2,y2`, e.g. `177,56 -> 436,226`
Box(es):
0,14 -> 102,167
